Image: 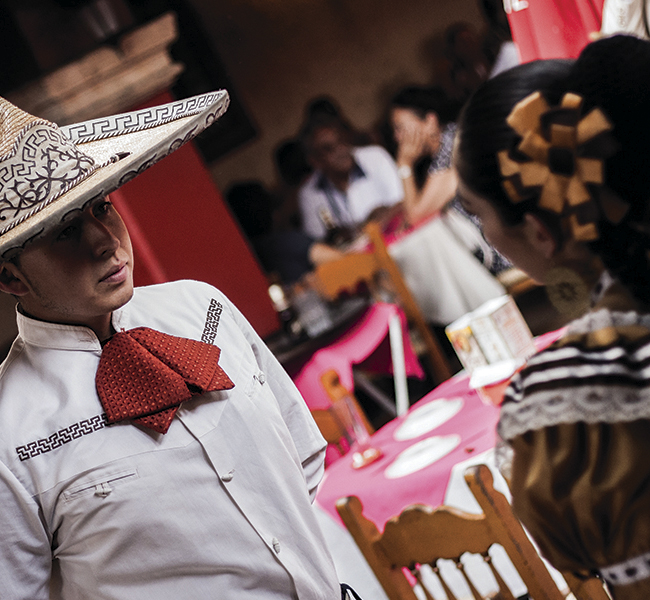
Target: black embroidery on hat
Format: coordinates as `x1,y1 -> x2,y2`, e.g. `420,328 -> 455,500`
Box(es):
0,127 -> 94,224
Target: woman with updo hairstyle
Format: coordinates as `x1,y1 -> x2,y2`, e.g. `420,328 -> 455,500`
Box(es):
455,35 -> 650,599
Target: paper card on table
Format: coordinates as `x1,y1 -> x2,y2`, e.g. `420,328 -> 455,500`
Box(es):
446,295 -> 535,372
393,398 -> 464,441
384,435 -> 461,479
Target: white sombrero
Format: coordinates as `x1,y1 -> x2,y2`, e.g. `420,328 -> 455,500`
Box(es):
0,90 -> 229,259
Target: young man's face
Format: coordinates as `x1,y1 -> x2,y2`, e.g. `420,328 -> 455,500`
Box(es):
309,126 -> 355,177
1,197 -> 134,340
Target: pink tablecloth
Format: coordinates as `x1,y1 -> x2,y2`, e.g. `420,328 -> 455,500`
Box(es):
315,327 -> 566,528
293,303 -> 424,410
315,371 -> 499,528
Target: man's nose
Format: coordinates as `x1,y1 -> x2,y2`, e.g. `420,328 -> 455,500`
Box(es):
85,216 -> 119,257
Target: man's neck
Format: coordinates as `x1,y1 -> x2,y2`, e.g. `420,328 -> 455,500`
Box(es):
17,303 -> 115,342
326,171 -> 350,192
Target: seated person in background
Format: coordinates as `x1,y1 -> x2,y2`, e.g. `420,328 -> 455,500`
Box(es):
305,95 -> 376,147
439,22 -> 491,104
455,35 -> 650,599
298,114 -> 404,242
390,85 -> 463,226
389,84 -> 509,274
0,93 -> 341,599
227,181 -> 343,284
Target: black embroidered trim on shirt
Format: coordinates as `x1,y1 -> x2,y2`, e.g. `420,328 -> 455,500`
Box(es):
201,298 -> 223,345
16,413 -> 109,461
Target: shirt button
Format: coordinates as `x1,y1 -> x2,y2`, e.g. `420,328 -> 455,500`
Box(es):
95,482 -> 112,498
272,537 -> 281,554
258,371 -> 266,385
220,469 -> 235,482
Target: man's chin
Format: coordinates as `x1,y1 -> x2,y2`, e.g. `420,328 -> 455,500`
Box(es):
110,284 -> 135,312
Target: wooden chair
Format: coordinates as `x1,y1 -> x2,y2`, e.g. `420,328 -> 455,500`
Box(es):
313,222 -> 453,385
465,465 -> 611,600
335,465 -> 568,600
311,369 -> 374,456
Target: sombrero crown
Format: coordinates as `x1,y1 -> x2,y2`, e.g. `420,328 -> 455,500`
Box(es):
0,90 -> 229,259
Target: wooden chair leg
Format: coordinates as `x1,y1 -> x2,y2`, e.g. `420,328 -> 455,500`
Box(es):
364,222 -> 453,384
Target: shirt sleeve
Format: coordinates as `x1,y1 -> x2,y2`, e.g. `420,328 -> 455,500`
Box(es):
365,146 -> 404,205
0,461 -> 52,600
298,183 -> 328,241
510,420 -> 650,574
221,295 -> 327,500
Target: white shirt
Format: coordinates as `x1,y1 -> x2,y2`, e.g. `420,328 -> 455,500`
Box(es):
0,280 -> 339,600
298,145 -> 404,240
601,0 -> 650,39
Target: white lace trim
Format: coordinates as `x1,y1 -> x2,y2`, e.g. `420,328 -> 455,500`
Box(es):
499,383 -> 650,440
567,307 -> 650,334
498,308 -> 650,441
600,551 -> 650,586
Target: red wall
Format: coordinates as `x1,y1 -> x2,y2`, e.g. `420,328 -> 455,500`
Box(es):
112,92 -> 279,338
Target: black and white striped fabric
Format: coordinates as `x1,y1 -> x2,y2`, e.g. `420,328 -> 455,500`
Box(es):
498,307 -> 650,442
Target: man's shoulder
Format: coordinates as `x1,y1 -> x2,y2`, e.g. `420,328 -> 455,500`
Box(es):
133,279 -> 222,303
353,144 -> 393,163
127,280 -> 233,339
352,145 -> 399,178
297,171 -> 324,200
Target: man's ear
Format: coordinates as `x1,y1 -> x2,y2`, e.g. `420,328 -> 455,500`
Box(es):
0,262 -> 30,296
522,213 -> 557,260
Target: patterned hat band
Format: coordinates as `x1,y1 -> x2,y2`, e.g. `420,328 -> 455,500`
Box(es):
0,90 -> 229,256
497,91 -> 628,243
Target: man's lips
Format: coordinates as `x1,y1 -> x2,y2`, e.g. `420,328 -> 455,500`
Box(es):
100,263 -> 128,284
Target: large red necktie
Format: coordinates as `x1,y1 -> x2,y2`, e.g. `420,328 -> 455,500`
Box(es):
96,327 -> 234,434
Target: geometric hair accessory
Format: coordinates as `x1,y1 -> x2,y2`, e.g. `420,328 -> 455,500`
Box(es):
497,91 -> 627,242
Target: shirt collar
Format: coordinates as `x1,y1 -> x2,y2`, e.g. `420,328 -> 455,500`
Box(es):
316,158 -> 366,191
16,303 -> 131,352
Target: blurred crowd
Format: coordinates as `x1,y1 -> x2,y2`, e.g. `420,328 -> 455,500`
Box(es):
225,0 -> 517,328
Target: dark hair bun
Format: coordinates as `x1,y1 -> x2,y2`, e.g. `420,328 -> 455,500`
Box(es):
569,35 -> 650,222
568,35 -> 650,302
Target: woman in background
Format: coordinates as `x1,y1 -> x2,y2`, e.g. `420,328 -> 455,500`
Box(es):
381,85 -> 505,328
390,85 -> 462,227
455,35 -> 650,599
389,85 -> 508,275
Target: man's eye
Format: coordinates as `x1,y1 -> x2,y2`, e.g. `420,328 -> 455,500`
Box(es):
57,225 -> 78,241
94,200 -> 112,217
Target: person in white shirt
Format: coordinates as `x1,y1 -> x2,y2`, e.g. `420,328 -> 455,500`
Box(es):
298,116 -> 404,241
0,92 -> 341,599
600,0 -> 650,39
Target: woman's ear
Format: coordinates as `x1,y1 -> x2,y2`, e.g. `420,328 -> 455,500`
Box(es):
0,262 -> 30,296
522,213 -> 558,260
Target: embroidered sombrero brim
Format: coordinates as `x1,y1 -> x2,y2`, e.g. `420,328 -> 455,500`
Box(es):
0,90 -> 229,259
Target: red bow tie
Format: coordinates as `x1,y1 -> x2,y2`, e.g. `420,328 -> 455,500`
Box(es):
96,327 -> 234,434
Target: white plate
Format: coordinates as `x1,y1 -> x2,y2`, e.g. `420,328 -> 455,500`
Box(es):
393,398 -> 464,441
384,434 -> 462,479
